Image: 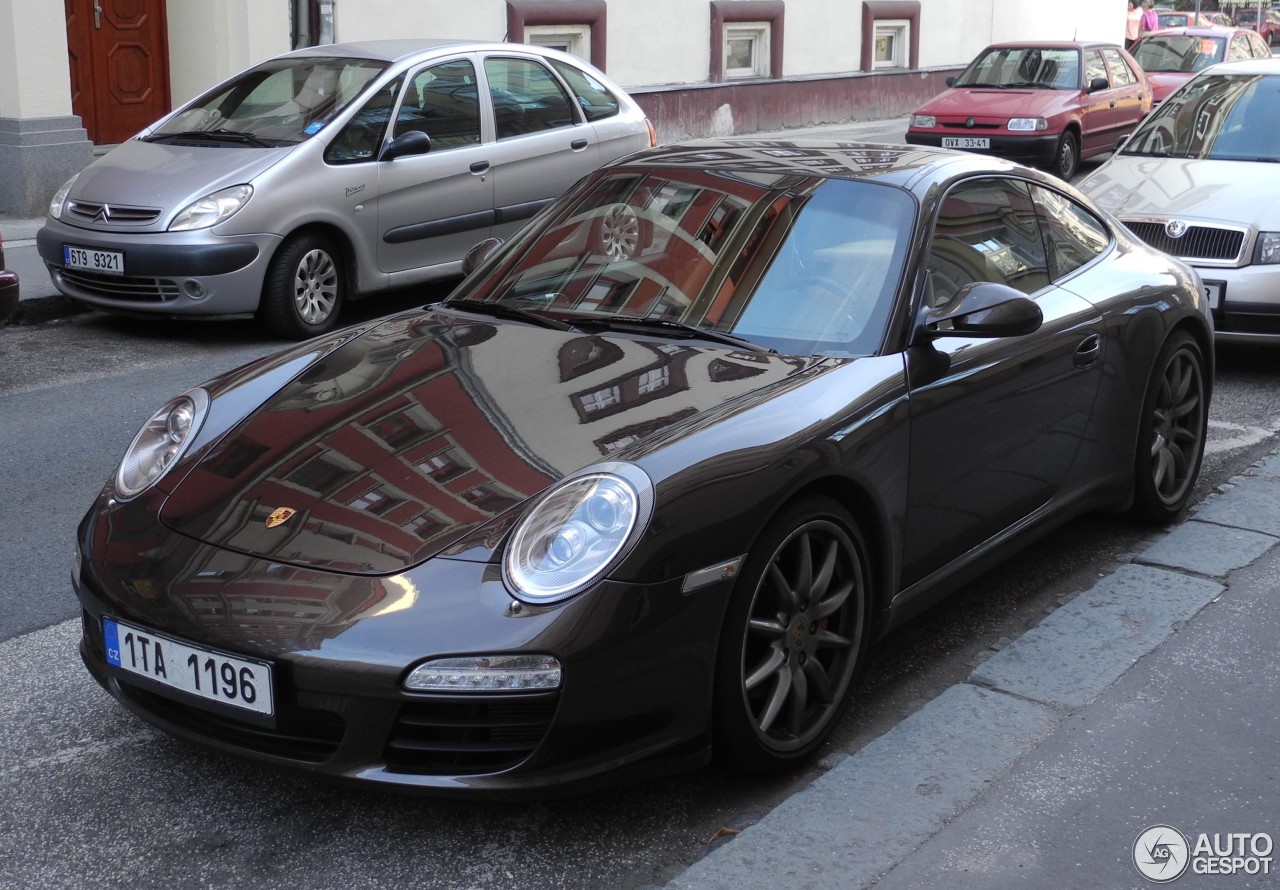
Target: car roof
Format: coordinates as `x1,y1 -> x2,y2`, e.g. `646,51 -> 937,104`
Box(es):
278,39 -> 552,65
1144,25 -> 1251,36
981,40 -> 1119,50
1202,56 -> 1280,76
607,139 -> 1043,194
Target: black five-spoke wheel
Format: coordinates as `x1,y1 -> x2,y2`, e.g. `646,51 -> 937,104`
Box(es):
1133,331 -> 1207,523
715,497 -> 871,772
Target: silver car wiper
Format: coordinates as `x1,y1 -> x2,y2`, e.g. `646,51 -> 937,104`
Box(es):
147,129 -> 276,148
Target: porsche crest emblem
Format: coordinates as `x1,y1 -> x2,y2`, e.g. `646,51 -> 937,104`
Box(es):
265,507 -> 296,528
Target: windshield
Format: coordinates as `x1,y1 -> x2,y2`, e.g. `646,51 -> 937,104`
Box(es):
953,46 -> 1081,89
149,56 -> 388,146
1132,35 -> 1226,72
1122,72 -> 1280,161
448,166 -> 916,357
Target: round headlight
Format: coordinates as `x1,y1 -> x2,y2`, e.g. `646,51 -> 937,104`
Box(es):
504,466 -> 653,603
49,173 -> 80,220
115,389 -> 209,499
169,185 -> 253,231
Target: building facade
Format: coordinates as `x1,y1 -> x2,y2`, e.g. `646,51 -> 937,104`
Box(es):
0,0 -> 1121,217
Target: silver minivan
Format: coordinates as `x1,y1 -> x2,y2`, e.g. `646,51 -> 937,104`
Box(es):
38,39 -> 656,338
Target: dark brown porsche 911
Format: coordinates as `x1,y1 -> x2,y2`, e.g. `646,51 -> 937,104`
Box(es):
74,140 -> 1212,797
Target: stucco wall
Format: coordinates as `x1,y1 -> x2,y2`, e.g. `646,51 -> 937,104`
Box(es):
0,0 -> 73,118
166,0 -> 292,106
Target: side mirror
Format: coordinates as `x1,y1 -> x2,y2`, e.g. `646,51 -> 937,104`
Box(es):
1114,134 -> 1130,153
945,75 -> 957,87
461,237 -> 504,276
1088,76 -> 1110,93
919,282 -> 1043,340
380,130 -> 432,162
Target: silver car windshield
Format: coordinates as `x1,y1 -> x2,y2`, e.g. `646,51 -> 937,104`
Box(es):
1121,72 -> 1280,162
148,57 -> 388,147
452,169 -> 915,358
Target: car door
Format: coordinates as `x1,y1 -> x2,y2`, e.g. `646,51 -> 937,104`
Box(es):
375,55 -> 496,276
479,54 -> 601,242
901,176 -> 1105,587
1080,49 -> 1117,155
1102,48 -> 1147,138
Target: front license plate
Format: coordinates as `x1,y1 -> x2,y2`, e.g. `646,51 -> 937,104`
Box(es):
1202,280 -> 1224,310
942,136 -> 990,149
103,617 -> 274,717
63,244 -> 124,275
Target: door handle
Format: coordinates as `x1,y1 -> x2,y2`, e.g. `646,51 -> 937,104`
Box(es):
469,160 -> 490,174
1109,101 -> 1117,108
570,138 -> 588,151
94,0 -> 102,27
1074,333 -> 1102,368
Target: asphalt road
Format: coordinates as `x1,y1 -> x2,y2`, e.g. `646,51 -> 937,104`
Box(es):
2,284 -> 1280,889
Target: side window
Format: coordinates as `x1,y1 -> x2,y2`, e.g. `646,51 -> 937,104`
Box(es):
549,59 -> 620,122
1102,49 -> 1136,87
1030,185 -> 1111,281
395,59 -> 481,148
485,57 -> 576,139
1084,50 -> 1109,91
1252,34 -> 1272,58
324,78 -> 400,164
925,178 -> 1050,308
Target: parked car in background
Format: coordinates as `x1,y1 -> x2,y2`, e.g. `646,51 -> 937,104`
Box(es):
1081,58 -> 1280,342
37,40 -> 656,339
1206,11 -> 1234,26
1232,7 -> 1280,43
1156,10 -> 1216,27
0,229 -> 19,324
74,140 -> 1211,797
1130,26 -> 1273,103
905,42 -> 1151,180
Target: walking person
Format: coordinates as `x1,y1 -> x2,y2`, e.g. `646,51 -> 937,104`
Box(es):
1140,0 -> 1160,34
1126,0 -> 1142,48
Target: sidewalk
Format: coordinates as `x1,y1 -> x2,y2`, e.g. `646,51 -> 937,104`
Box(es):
667,452 -> 1280,888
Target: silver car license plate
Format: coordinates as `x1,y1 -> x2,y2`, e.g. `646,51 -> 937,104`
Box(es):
1202,280 -> 1223,310
104,617 -> 275,717
942,137 -> 990,149
64,245 -> 124,275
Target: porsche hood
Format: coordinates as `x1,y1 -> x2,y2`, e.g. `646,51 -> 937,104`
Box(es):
158,309 -> 810,574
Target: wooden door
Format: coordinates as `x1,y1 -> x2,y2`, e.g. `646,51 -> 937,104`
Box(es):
66,0 -> 171,145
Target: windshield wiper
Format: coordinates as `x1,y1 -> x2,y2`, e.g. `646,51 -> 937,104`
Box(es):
439,298 -> 575,331
572,315 -> 774,353
997,81 -> 1046,89
148,129 -> 276,148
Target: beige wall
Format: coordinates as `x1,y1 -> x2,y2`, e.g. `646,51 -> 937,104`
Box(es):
166,0 -> 292,107
0,0 -> 74,118
330,1 -> 503,44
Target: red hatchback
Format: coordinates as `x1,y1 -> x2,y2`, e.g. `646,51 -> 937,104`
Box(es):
1131,26 -> 1273,104
906,42 -> 1152,180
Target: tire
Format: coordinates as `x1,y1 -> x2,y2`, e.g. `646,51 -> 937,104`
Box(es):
1051,130 -> 1079,181
713,496 -> 873,773
596,203 -> 643,261
261,232 -> 345,339
1131,331 -> 1207,524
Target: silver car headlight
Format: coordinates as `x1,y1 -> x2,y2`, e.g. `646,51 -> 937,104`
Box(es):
504,464 -> 654,604
168,185 -> 253,231
1255,232 -> 1280,265
1007,118 -> 1048,132
911,114 -> 937,129
48,173 -> 80,220
115,389 -> 209,499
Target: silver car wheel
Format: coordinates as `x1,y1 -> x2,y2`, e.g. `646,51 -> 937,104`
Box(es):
293,248 -> 339,326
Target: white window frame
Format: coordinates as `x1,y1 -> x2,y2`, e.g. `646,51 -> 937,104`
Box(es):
724,22 -> 771,79
525,24 -> 591,61
874,20 -> 909,70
